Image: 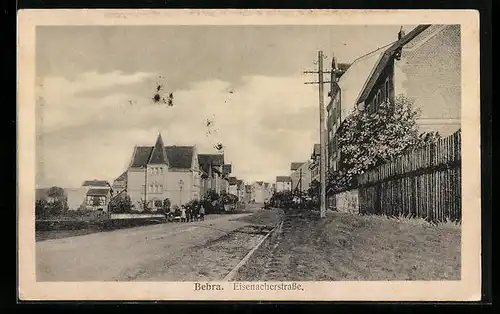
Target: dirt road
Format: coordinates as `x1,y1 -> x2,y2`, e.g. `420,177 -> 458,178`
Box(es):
37,206 -> 281,282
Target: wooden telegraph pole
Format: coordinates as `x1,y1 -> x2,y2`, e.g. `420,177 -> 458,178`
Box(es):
304,51 -> 332,218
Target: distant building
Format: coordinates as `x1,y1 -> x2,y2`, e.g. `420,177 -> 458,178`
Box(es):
198,153 -> 225,195
79,180 -> 113,211
263,182 -> 273,202
237,180 -> 245,201
228,176 -> 238,196
244,184 -> 253,203
290,161 -> 312,192
309,144 -> 321,183
251,181 -> 268,203
275,176 -> 292,192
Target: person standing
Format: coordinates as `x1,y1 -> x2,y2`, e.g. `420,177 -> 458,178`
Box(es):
180,205 -> 187,222
199,203 -> 205,221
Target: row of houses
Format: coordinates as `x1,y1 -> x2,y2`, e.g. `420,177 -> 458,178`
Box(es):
39,133 -> 237,212
275,143 -> 321,196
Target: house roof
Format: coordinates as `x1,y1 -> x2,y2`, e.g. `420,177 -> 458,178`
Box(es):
312,144 -> 320,157
237,179 -> 244,187
114,171 -> 127,182
198,154 -> 225,166
222,164 -> 232,175
148,133 -> 169,165
130,147 -> 154,168
290,162 -> 304,171
166,146 -> 194,169
276,176 -> 292,182
335,46 -> 387,114
256,181 -> 263,185
82,180 -> 110,187
86,188 -> 109,196
130,145 -> 194,169
356,25 -> 431,105
228,177 -> 238,185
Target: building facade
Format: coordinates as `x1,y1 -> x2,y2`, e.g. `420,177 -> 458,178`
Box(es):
198,154 -> 226,195
290,161 -> 313,192
275,176 -> 292,192
326,24 -> 461,172
126,134 -> 202,210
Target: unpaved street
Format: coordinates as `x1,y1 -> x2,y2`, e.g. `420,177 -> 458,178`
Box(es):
37,207 -> 281,282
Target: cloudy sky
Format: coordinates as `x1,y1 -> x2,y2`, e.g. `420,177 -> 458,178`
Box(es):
36,24 -> 416,188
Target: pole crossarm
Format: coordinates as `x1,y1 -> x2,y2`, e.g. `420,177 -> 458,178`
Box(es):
303,70 -> 334,74
304,81 -> 332,85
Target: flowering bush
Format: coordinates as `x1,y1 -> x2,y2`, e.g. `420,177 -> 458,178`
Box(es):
327,94 -> 441,194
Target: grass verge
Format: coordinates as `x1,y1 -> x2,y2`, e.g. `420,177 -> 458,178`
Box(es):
235,210 -> 460,281
231,208 -> 285,227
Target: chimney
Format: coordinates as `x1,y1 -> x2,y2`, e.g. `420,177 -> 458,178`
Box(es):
398,26 -> 406,40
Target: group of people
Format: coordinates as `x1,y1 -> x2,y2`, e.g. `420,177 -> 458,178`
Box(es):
166,203 -> 205,222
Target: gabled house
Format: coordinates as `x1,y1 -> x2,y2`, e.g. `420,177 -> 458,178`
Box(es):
69,179 -> 114,211
290,161 -> 313,192
327,24 -> 461,172
126,133 -> 202,210
198,153 -> 225,195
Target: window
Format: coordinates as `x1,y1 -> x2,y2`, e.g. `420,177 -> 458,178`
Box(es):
149,185 -> 153,192
385,79 -> 390,102
99,196 -> 106,206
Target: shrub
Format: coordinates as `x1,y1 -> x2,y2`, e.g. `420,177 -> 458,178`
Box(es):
330,95 -> 441,193
35,199 -> 49,219
109,193 -> 132,213
162,198 -> 171,213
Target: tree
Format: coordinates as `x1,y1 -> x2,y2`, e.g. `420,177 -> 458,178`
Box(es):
162,198 -> 171,213
137,199 -> 152,213
46,186 -> 68,215
109,194 -> 132,213
331,95 -> 429,192
35,199 -> 48,219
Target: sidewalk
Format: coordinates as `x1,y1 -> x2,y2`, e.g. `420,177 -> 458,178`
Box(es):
235,210 -> 461,281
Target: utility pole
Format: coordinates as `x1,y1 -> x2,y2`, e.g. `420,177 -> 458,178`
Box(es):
304,51 -> 332,218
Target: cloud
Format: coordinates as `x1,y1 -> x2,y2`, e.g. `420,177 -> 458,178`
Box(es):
37,71 -> 320,188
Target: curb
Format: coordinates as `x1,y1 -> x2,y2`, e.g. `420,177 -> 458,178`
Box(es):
222,220 -> 283,281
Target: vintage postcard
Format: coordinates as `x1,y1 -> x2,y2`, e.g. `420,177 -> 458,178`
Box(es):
18,9 -> 481,301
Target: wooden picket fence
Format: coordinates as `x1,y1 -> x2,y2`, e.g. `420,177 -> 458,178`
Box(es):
357,130 -> 461,222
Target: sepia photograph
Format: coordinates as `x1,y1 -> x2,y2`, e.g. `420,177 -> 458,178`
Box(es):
17,9 -> 481,301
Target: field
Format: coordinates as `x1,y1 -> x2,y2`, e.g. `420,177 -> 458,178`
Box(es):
235,209 -> 461,281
